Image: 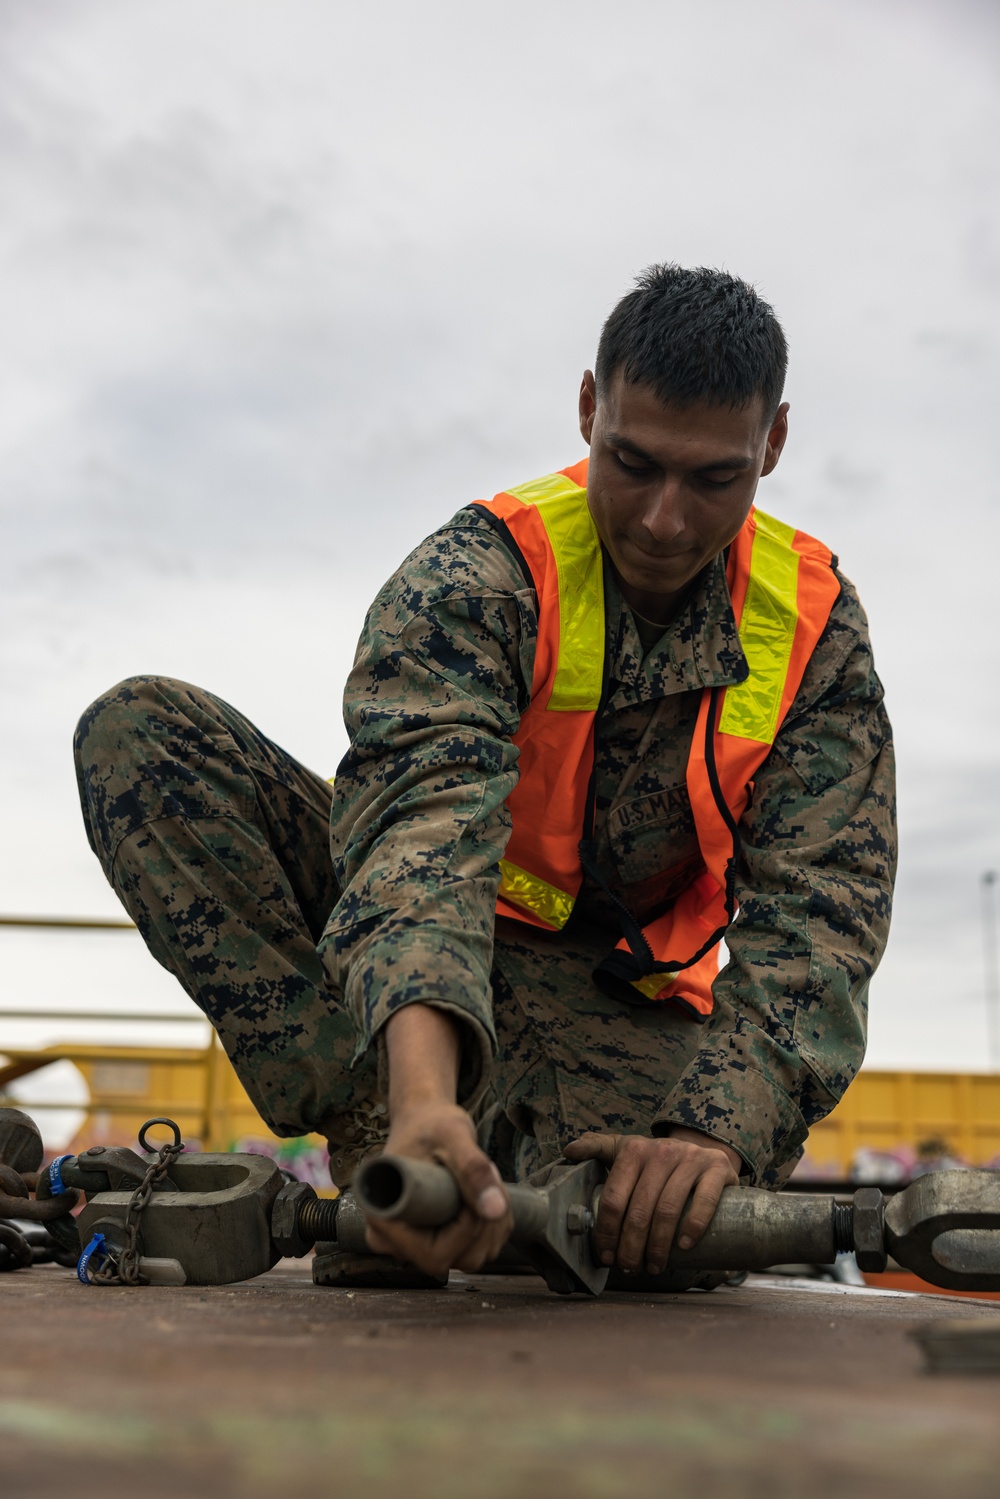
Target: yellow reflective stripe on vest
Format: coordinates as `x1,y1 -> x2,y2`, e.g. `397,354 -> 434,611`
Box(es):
718,510 -> 800,745
498,857 -> 576,929
630,969 -> 677,1001
505,473 -> 604,713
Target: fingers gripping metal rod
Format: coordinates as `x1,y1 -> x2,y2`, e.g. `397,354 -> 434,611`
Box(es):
355,1155 -> 549,1239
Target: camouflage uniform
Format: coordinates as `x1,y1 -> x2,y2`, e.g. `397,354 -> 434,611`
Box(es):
75,493 -> 895,1188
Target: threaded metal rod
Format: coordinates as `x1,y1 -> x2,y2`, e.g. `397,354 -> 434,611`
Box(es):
832,1202 -> 854,1254
297,1196 -> 341,1245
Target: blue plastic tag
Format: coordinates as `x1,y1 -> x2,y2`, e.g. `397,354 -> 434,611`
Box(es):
48,1155 -> 73,1196
77,1232 -> 108,1285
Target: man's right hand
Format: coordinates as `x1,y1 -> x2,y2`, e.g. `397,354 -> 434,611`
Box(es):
360,1004 -> 513,1277
363,1100 -> 513,1276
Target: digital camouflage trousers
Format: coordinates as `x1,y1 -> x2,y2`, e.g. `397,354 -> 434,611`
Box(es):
74,677 -> 708,1184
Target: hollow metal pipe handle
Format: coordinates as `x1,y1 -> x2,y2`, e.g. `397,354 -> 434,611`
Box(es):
353,1154 -> 548,1239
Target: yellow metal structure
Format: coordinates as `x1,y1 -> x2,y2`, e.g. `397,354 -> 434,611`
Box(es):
0,1035 -> 327,1164
804,1069 -> 1000,1173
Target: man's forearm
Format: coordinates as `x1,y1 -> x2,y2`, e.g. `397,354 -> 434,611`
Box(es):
385,1004 -> 461,1118
365,1005 -> 512,1276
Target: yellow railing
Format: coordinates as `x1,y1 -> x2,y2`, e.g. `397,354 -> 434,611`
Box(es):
0,915 -> 135,929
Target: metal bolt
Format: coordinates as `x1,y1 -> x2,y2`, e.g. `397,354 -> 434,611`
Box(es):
566,1204 -> 593,1236
271,1180 -> 330,1259
86,1146 -> 106,1156
852,1187 -> 887,1273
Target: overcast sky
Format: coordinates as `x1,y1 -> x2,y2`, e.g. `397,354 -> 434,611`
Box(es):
2,0 -> 999,1106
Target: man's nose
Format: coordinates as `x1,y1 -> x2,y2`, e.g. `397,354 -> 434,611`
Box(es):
642,479 -> 686,544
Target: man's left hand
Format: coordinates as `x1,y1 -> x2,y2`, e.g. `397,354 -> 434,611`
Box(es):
563,1127 -> 742,1276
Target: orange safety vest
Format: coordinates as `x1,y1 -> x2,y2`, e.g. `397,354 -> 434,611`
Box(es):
471,459 -> 841,1020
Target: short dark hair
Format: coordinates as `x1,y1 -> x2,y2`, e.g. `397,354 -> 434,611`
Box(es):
595,264 -> 787,421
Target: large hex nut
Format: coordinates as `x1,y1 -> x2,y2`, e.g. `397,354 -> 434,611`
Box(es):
270,1180 -> 318,1259
852,1187 -> 887,1273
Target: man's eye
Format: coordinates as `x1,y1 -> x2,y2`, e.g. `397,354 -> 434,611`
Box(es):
613,452 -> 650,476
701,474 -> 738,489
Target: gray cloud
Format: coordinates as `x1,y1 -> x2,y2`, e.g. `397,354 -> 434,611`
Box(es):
1,0 -> 999,1067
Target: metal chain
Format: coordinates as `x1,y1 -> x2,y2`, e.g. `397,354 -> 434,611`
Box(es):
0,1221 -> 33,1271
90,1135 -> 184,1286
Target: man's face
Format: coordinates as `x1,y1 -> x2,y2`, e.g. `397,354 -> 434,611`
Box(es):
579,369 -> 789,619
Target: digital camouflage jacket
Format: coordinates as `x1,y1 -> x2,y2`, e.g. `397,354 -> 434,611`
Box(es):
322,493 -> 896,1183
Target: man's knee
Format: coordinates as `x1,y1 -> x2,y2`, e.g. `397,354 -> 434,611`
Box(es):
73,675 -> 201,862
74,676 -> 185,787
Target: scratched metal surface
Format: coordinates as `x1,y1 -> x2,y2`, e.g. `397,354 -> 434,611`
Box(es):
3,1265 -> 1000,1499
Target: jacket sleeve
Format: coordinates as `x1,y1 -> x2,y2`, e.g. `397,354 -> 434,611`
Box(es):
319,511 -> 536,1108
652,572 -> 897,1185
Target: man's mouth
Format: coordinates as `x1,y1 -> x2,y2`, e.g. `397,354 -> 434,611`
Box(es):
627,539 -> 694,564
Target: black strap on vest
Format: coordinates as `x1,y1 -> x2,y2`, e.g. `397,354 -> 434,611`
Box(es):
701,684 -> 743,927
591,685 -> 742,1016
576,608 -> 656,966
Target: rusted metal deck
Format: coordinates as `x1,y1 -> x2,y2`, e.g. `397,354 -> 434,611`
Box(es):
4,1265 -> 1000,1499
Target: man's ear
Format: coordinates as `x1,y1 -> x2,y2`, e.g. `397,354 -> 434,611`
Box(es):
760,401 -> 789,476
579,370 -> 597,445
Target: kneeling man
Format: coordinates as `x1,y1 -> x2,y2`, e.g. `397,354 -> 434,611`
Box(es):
75,264 -> 896,1281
